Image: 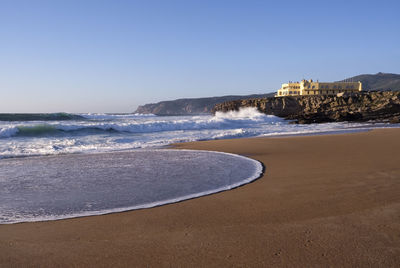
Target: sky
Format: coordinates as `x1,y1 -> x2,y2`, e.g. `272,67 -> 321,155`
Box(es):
0,0 -> 399,113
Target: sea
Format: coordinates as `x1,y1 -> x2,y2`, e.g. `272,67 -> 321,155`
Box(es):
0,107 -> 393,159
0,107 -> 396,223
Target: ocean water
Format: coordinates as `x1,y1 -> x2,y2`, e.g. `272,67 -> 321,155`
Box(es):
0,107 -> 392,159
0,149 -> 262,224
0,108 -> 395,223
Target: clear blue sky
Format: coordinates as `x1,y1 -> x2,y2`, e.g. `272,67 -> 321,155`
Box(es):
1,0 -> 399,113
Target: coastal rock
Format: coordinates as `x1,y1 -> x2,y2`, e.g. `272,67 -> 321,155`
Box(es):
212,91 -> 400,124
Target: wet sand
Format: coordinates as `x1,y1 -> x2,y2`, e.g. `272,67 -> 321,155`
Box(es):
1,128 -> 400,267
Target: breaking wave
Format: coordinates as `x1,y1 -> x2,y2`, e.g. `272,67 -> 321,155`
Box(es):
0,107 -> 391,159
0,108 -> 281,138
79,113 -> 156,120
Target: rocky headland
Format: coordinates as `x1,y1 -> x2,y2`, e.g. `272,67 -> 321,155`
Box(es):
212,91 -> 400,124
134,93 -> 275,115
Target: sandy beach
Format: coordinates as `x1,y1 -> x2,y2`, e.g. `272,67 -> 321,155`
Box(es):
1,128 -> 400,267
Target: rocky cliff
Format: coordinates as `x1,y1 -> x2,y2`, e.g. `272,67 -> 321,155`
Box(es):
212,91 -> 400,124
134,93 -> 274,115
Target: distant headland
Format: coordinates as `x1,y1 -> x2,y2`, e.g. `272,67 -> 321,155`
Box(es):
134,93 -> 275,115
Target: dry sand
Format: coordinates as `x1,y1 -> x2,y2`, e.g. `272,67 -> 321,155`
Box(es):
1,128 -> 400,267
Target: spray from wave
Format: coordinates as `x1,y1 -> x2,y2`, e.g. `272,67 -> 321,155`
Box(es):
214,107 -> 267,120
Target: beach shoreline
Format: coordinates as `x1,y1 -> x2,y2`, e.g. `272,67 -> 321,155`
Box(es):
1,128 -> 400,267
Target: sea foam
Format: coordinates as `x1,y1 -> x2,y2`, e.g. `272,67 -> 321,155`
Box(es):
0,107 -> 392,158
0,108 -> 280,141
0,149 -> 263,224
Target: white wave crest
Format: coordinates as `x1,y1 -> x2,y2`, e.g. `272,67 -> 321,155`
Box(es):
0,127 -> 19,138
0,108 -> 388,159
80,113 -> 156,120
0,108 -> 281,137
214,107 -> 268,120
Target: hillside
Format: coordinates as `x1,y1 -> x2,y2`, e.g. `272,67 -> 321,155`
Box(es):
134,93 -> 275,115
339,72 -> 400,91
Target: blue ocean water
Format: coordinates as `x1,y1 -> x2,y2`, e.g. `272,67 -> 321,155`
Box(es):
0,108 -> 392,159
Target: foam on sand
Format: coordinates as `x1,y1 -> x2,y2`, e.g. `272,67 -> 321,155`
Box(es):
0,149 -> 263,224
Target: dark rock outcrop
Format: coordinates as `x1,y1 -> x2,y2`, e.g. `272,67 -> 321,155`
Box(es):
134,93 -> 275,115
212,91 -> 400,124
